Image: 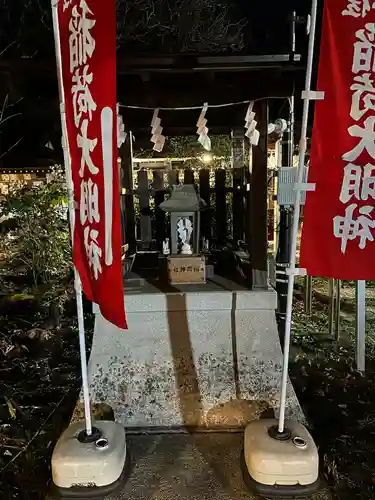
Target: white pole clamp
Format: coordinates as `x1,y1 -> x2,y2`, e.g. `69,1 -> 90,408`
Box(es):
286,267 -> 307,277
301,90 -> 325,100
293,183 -> 316,192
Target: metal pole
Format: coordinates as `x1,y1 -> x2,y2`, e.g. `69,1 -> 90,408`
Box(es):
289,12 -> 296,170
335,280 -> 341,341
304,275 -> 312,315
276,11 -> 296,339
276,208 -> 292,338
356,280 -> 366,372
273,140 -> 282,256
278,0 -> 318,434
289,96 -> 295,168
276,118 -> 293,335
51,0 -> 93,436
328,279 -> 335,336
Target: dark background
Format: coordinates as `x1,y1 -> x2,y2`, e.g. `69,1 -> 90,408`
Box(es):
0,0 -> 320,168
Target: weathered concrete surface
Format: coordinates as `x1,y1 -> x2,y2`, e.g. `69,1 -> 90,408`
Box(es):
47,432 -> 331,500
88,278 -> 303,428
112,433 -> 331,500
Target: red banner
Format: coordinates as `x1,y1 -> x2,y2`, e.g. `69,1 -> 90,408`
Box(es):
57,0 -> 127,328
300,1 -> 375,279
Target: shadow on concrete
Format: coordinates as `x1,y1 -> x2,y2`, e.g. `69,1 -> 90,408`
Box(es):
122,432 -> 257,500
165,291 -> 204,428
164,285 -> 274,430
116,283 -> 279,499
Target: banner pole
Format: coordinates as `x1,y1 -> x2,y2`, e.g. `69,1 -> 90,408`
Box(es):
278,0 -> 318,434
289,11 -> 296,169
276,12 -> 296,337
356,280 -> 366,372
51,0 -> 93,436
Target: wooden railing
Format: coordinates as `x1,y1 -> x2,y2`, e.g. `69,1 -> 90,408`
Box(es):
125,166 -> 252,252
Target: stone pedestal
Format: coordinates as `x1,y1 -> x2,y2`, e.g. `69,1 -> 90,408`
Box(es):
88,279 -> 303,428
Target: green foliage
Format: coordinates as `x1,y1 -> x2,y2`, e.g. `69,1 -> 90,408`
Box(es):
0,165 -> 72,317
168,135 -> 231,159
134,135 -> 232,165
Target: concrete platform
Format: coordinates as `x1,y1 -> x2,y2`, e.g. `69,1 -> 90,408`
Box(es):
48,432 -> 331,500
88,276 -> 303,428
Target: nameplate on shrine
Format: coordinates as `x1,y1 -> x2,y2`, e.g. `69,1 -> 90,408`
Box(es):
167,256 -> 206,284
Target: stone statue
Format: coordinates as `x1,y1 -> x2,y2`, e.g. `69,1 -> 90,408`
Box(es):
162,238 -> 170,255
202,238 -> 210,252
177,218 -> 193,255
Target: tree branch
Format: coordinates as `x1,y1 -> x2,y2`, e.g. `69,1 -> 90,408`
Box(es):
0,137 -> 23,160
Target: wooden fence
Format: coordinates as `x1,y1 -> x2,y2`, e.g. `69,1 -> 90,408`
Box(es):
123,166 -> 254,252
